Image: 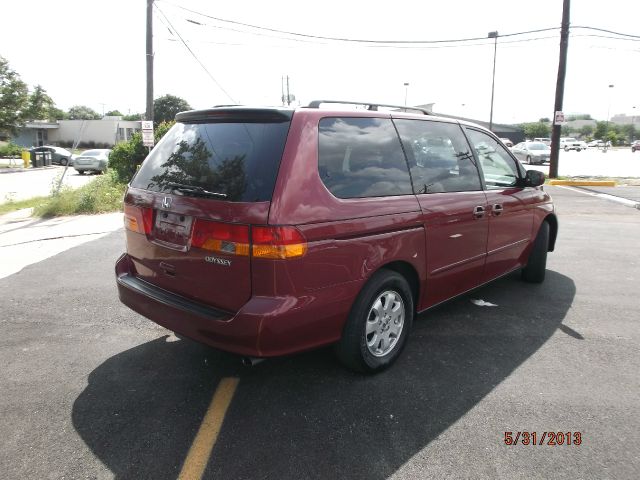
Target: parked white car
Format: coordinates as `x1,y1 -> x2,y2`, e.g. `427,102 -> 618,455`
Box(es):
559,137 -> 587,151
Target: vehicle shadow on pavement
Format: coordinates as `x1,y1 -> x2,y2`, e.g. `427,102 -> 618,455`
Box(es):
72,270 -> 575,479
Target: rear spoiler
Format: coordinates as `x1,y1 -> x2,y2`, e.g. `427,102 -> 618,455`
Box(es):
176,108 -> 292,123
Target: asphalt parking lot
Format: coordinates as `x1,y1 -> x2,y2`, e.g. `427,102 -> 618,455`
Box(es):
1,185 -> 639,479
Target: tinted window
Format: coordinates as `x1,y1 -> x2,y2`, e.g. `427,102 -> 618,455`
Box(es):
394,119 -> 481,194
131,121 -> 290,202
465,128 -> 520,189
318,117 -> 412,198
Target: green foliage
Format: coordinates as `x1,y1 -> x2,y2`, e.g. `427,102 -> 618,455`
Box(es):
109,121 -> 174,183
23,85 -> 56,121
122,113 -> 143,121
105,110 -> 123,116
49,107 -> 67,120
521,122 -> 550,139
560,125 -> 575,135
67,105 -> 102,120
154,94 -> 191,124
566,114 -> 592,121
594,121 -> 608,140
34,170 -> 126,217
0,56 -> 29,137
0,142 -> 24,157
606,131 -> 618,145
579,125 -> 594,137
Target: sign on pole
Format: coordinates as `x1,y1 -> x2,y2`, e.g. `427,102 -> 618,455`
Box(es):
554,111 -> 566,125
141,121 -> 154,147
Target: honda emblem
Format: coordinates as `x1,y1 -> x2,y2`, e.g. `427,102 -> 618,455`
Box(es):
162,196 -> 172,209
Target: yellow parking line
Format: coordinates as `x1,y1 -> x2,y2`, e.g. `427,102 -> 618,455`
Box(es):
178,377 -> 240,480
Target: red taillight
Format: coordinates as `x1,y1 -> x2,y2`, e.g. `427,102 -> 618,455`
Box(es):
251,226 -> 307,259
191,219 -> 250,256
124,204 -> 153,235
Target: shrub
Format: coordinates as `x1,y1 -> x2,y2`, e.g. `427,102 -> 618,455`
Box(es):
109,121 -> 174,183
34,170 -> 126,217
0,142 -> 24,157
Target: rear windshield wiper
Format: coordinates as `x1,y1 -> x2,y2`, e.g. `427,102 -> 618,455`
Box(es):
166,182 -> 227,199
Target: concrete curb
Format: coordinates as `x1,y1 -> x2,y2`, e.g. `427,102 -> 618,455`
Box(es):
547,180 -> 617,187
556,185 -> 640,210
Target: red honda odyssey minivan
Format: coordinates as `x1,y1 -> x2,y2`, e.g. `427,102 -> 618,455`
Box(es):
116,101 -> 557,372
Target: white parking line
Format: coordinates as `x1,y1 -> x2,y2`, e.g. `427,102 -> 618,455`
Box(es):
556,186 -> 640,209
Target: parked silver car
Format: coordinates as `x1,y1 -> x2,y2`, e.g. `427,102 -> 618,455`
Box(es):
511,142 -> 551,165
73,149 -> 111,174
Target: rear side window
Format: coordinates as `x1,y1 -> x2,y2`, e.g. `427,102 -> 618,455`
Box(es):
318,117 -> 412,198
394,119 -> 481,194
131,121 -> 290,202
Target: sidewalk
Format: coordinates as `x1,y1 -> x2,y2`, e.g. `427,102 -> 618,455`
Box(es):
0,210 -> 123,279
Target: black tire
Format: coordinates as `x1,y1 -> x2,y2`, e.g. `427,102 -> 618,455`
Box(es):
564,146 -> 570,152
78,170 -> 84,175
526,155 -> 531,165
61,159 -> 68,166
576,148 -> 581,152
335,269 -> 414,373
522,221 -> 549,283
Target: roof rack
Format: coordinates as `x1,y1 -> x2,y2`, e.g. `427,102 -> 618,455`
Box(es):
306,100 -> 431,116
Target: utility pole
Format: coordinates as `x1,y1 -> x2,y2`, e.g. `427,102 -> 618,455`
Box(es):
488,31 -> 498,131
146,0 -> 154,122
549,0 -> 570,179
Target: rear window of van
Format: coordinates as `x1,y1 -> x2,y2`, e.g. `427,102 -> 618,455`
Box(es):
131,121 -> 290,202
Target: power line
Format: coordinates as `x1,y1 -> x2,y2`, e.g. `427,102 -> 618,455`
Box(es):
154,3 -> 236,103
158,1 -> 559,45
572,25 -> 640,39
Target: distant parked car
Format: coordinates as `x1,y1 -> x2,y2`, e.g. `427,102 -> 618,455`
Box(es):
587,140 -> 605,148
499,138 -> 513,148
512,141 -> 551,165
30,146 -> 73,166
73,149 -> 111,174
533,137 -> 551,146
559,137 -> 587,151
632,140 -> 640,152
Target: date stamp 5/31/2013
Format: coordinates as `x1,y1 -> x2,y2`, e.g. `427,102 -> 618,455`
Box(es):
504,431 -> 582,446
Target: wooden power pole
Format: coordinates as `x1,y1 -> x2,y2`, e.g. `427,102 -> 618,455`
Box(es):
146,0 -> 154,122
549,0 -> 570,179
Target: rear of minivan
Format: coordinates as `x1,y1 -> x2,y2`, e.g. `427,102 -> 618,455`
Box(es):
116,108 -> 316,356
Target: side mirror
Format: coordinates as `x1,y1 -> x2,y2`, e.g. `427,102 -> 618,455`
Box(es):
524,169 -> 545,187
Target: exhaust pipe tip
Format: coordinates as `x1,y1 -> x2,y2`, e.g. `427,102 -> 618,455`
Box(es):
241,356 -> 265,367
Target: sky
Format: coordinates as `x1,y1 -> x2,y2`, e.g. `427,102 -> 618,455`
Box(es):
1,0 -> 639,124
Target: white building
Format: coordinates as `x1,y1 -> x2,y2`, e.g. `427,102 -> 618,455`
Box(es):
12,117 -> 142,148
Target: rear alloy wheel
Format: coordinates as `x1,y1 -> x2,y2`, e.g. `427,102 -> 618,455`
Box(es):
335,269 -> 414,373
522,221 -> 549,283
564,146 -> 570,152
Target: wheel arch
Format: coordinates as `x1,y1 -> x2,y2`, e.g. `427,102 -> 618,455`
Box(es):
377,261 -> 420,311
544,213 -> 558,252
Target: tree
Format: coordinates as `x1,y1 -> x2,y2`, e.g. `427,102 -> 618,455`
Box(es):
579,125 -> 594,137
67,105 -> 102,120
49,107 -> 68,120
594,121 -> 608,140
522,122 -> 550,139
23,85 -> 55,121
122,112 -> 143,121
153,94 -> 191,124
0,56 -> 29,137
105,110 -> 123,117
109,121 -> 175,183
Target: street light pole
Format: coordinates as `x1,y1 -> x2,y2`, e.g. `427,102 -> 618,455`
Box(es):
488,31 -> 498,131
404,82 -> 409,107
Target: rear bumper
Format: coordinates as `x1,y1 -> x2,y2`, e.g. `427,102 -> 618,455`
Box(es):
115,253 -> 357,357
